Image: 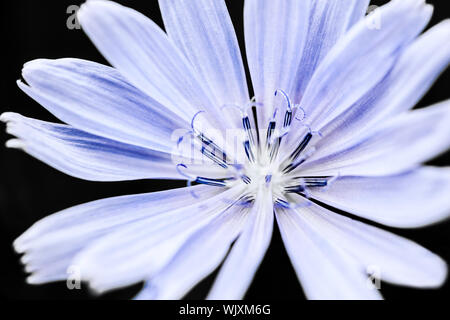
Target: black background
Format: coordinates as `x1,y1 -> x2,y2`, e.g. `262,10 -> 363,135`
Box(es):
0,0 -> 449,300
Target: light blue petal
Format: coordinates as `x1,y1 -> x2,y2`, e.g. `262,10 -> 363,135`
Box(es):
159,0 -> 249,113
317,20 -> 450,152
244,0 -> 310,123
73,186 -> 246,293
308,167 -> 450,228
301,100 -> 450,176
289,0 -> 432,139
292,0 -> 370,102
276,206 -> 382,300
288,200 -> 447,289
78,0 -> 223,128
19,58 -> 185,153
207,187 -> 274,299
14,184 -> 221,284
1,113 -> 218,181
134,203 -> 247,300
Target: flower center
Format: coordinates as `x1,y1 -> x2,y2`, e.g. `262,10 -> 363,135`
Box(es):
176,90 -> 337,208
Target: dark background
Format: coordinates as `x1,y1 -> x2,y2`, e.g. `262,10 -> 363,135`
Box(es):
0,0 -> 449,300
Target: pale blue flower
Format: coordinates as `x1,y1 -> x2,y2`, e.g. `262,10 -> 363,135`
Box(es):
2,0 -> 450,300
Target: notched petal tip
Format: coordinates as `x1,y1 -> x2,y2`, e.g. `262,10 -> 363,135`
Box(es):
21,59 -> 55,83
76,2 -> 89,22
16,79 -> 29,92
422,4 -> 434,19
1,113 -> 28,149
25,273 -> 50,285
26,275 -> 39,285
0,111 -> 20,123
23,58 -> 48,70
13,238 -> 25,254
16,79 -> 38,101
87,281 -> 110,296
23,261 -> 35,274
12,223 -> 40,254
5,139 -> 26,150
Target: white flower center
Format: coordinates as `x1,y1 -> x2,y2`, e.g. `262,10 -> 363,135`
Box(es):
177,91 -> 337,208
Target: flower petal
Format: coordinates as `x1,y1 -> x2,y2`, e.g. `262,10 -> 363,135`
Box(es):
292,0 -> 370,102
316,20 -> 450,153
78,0 -> 222,126
159,0 -> 249,111
301,101 -> 450,176
276,206 -> 382,300
15,185 -> 221,284
0,112 -> 199,181
244,0 -> 310,122
134,204 -> 248,300
292,200 -> 447,288
73,186 -> 246,293
290,0 -> 432,135
18,58 -> 185,153
207,187 -> 274,299
308,167 -> 450,228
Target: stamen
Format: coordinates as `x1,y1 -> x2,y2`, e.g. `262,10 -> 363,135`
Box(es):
222,100 -> 260,162
251,105 -> 260,147
195,176 -> 235,187
266,120 -> 276,147
299,177 -> 329,188
274,89 -> 293,129
284,185 -> 306,193
176,163 -> 235,189
289,132 -> 313,161
190,111 -> 229,168
284,110 -> 293,128
201,145 -> 228,169
315,173 -> 340,191
176,132 -> 188,147
241,174 -> 252,184
275,90 -> 292,109
242,115 -> 256,148
242,115 -> 251,131
191,110 -> 206,132
175,94 -> 336,210
244,140 -> 255,163
274,89 -> 303,131
285,176 -> 335,191
198,133 -> 227,158
231,163 -> 252,184
268,91 -> 313,164
242,114 -> 258,164
284,186 -> 311,200
269,136 -> 281,162
282,147 -> 316,174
